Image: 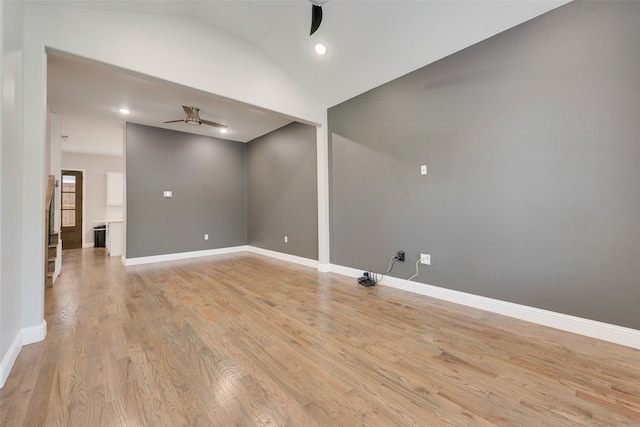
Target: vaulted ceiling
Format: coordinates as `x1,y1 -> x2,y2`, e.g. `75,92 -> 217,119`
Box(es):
41,0 -> 570,156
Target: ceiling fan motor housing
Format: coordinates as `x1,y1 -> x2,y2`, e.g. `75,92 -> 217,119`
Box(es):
185,106 -> 202,125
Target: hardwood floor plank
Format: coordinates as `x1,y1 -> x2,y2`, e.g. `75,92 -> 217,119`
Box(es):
21,362 -> 56,427
2,249 -> 640,426
103,396 -> 129,427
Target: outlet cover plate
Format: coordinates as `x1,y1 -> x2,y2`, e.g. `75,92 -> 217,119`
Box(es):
420,253 -> 431,265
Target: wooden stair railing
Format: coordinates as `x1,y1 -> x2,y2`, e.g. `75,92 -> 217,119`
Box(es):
45,175 -> 58,288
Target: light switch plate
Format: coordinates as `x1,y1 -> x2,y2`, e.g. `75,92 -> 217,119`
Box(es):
163,191 -> 172,198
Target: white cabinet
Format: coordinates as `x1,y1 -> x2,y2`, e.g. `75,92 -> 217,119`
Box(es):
106,221 -> 123,257
106,172 -> 123,206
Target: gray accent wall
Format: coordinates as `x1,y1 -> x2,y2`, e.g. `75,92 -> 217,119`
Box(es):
126,123 -> 247,258
328,1 -> 640,329
247,122 -> 318,260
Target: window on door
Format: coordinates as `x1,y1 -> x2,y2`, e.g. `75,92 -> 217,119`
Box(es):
62,174 -> 77,227
61,171 -> 83,249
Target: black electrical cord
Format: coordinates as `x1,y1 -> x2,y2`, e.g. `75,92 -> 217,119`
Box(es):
377,255 -> 400,285
360,253 -> 404,287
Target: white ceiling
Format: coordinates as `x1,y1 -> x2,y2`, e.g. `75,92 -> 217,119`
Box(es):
43,0 -> 570,157
47,54 -> 295,155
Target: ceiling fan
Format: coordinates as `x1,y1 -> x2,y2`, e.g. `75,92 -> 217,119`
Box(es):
164,105 -> 228,130
309,0 -> 329,35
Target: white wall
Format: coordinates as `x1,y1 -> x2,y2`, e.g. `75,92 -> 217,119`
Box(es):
49,112 -> 62,281
0,0 -> 26,386
50,113 -> 62,234
62,152 -> 123,246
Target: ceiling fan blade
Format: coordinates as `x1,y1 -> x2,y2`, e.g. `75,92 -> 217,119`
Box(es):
182,105 -> 195,116
310,5 -> 322,35
201,119 -> 227,129
164,119 -> 184,123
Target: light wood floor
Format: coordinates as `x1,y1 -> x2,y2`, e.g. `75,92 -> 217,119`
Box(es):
1,249 -> 640,426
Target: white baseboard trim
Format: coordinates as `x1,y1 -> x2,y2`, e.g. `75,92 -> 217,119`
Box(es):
22,320 -> 47,345
121,244 -> 320,270
318,263 -> 331,273
122,246 -> 249,266
0,331 -> 23,388
0,320 -> 47,388
329,263 -> 640,350
82,242 -> 95,248
247,246 -> 318,269
329,264 -> 364,279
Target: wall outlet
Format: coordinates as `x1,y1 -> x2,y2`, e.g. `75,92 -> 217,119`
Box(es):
204,234 -> 209,240
420,165 -> 427,175
163,190 -> 172,198
420,253 -> 431,265
397,251 -> 405,262
284,236 -> 288,243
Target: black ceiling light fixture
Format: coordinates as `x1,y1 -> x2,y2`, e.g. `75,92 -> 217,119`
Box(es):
309,0 -> 329,35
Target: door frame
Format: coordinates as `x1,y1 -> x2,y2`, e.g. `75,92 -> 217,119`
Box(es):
60,168 -> 87,248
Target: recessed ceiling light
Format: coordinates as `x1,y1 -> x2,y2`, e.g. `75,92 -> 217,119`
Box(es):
118,108 -> 131,114
219,128 -> 228,134
314,43 -> 327,55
